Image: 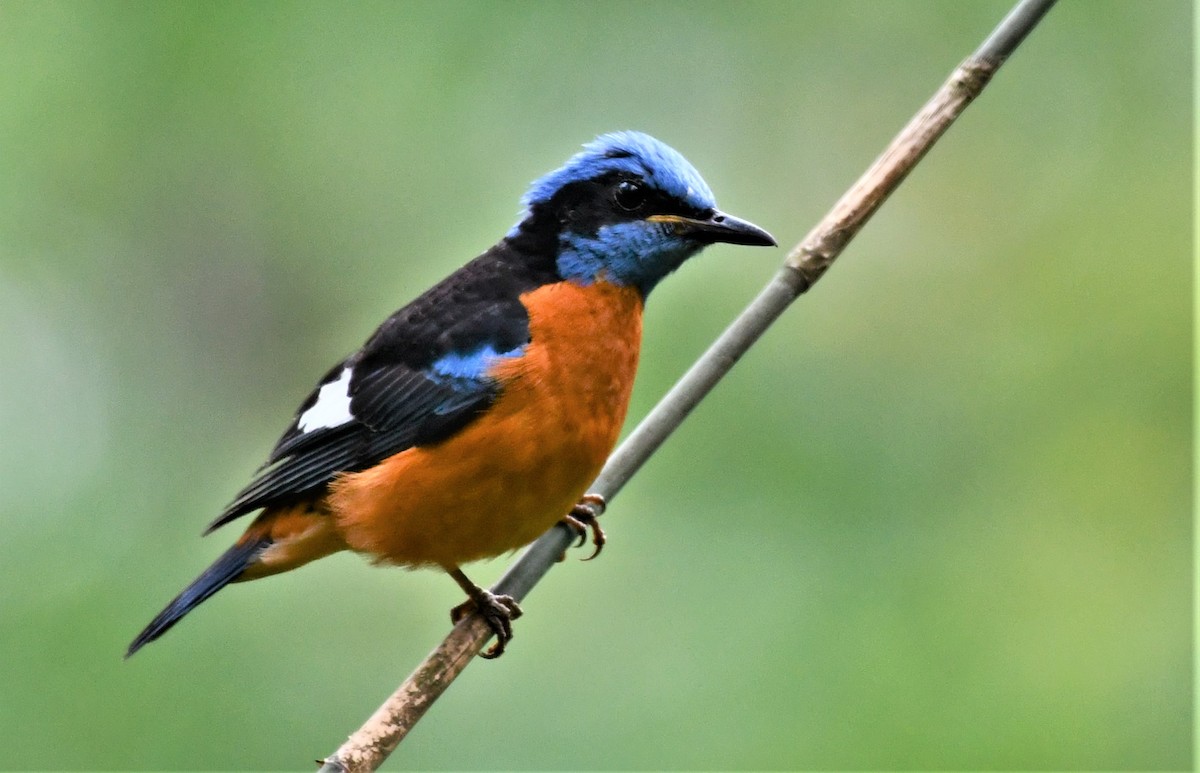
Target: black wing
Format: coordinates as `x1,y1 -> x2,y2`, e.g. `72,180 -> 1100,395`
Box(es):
204,243 -> 558,534
204,357 -> 498,533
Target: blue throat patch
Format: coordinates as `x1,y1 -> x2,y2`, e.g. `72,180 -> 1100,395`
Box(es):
555,222 -> 701,294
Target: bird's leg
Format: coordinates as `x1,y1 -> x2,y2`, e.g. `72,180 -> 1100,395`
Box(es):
446,566 -> 522,659
557,493 -> 607,561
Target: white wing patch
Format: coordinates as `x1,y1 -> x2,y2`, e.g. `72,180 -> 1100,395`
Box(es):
297,366 -> 354,432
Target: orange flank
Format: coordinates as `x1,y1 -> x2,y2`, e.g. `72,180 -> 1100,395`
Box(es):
234,502 -> 346,581
330,280 -> 643,569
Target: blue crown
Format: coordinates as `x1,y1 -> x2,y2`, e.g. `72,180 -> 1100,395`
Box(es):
521,131 -> 717,213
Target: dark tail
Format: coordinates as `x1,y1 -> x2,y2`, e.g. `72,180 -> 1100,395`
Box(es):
126,535 -> 269,658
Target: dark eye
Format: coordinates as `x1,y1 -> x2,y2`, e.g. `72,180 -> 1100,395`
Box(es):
613,180 -> 647,212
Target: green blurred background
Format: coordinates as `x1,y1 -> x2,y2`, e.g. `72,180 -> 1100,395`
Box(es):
0,1 -> 1190,769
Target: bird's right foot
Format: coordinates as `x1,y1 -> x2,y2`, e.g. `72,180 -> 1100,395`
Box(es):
558,493 -> 607,561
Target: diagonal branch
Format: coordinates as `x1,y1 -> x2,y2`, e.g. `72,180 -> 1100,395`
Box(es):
316,1 -> 1057,770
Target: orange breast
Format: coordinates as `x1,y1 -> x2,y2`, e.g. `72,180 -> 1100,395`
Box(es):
328,280 -> 643,568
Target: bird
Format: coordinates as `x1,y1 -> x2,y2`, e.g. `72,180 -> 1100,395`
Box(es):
126,131 -> 774,659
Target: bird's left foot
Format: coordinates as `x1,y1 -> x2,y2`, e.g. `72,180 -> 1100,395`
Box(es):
450,591 -> 522,659
447,572 -> 523,659
558,493 -> 607,561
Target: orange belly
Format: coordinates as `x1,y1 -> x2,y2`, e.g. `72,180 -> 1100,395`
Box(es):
328,280 -> 643,568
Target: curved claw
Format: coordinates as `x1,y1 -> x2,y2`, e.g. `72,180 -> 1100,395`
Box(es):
562,493 -> 607,561
446,566 -> 523,659
477,593 -> 522,659
451,590 -> 523,659
580,517 -> 606,561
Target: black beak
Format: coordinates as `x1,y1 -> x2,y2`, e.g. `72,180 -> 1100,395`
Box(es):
647,210 -> 776,247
